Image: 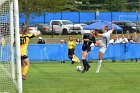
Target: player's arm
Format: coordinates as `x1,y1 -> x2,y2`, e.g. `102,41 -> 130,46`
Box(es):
73,41 -> 76,48
29,31 -> 41,39
111,21 -> 115,33
95,31 -> 104,37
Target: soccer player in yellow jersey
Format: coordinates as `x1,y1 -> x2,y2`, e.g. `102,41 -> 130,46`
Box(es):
68,36 -> 76,64
20,27 -> 40,80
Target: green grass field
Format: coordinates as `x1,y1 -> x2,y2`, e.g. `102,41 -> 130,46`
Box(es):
23,62 -> 140,93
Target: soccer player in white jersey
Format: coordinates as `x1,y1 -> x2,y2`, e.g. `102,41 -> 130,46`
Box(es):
95,23 -> 114,73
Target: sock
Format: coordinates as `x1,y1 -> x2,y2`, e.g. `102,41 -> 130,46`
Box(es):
84,59 -> 90,67
69,56 -> 73,60
82,59 -> 86,68
97,60 -> 102,72
22,65 -> 29,76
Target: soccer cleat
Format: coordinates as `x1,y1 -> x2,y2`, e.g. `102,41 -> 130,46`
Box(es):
22,75 -> 26,80
72,55 -> 80,63
81,67 -> 86,73
71,61 -> 75,64
95,69 -> 100,73
86,66 -> 91,72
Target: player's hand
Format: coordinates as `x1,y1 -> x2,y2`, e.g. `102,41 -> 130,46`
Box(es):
111,21 -> 114,24
34,31 -> 41,36
95,31 -> 99,36
37,31 -> 41,35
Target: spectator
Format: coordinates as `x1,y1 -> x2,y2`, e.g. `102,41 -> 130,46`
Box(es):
76,38 -> 81,44
109,35 -> 119,44
38,37 -> 45,44
0,35 -> 5,47
118,34 -> 128,43
128,35 -> 138,62
133,32 -> 139,42
60,40 -> 66,63
128,35 -> 135,43
60,39 -> 66,44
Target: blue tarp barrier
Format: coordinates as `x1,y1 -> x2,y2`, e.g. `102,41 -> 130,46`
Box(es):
27,43 -> 140,61
1,43 -> 140,62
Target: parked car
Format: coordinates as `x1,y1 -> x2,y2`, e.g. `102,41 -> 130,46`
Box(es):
114,21 -> 140,33
19,26 -> 38,34
37,24 -> 53,35
75,23 -> 91,34
50,20 -> 82,35
28,26 -> 38,34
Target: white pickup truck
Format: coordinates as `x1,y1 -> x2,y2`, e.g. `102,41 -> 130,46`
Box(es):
50,20 -> 82,35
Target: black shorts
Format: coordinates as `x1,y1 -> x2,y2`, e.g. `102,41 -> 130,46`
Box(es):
68,49 -> 75,56
21,55 -> 28,60
82,45 -> 91,52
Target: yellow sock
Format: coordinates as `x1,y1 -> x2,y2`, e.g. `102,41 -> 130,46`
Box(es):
22,66 -> 29,76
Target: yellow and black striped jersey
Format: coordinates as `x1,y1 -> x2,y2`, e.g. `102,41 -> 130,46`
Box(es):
68,40 -> 76,49
20,33 -> 37,56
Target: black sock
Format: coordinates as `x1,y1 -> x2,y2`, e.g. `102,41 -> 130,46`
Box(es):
84,59 -> 90,67
69,56 -> 73,60
82,59 -> 86,68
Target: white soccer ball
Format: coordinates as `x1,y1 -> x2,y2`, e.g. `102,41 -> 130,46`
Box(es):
76,66 -> 83,71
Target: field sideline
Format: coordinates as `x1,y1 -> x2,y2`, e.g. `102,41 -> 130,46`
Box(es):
23,62 -> 140,93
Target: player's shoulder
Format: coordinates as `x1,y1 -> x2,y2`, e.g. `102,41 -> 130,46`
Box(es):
108,30 -> 113,33
84,33 -> 89,37
26,34 -> 33,37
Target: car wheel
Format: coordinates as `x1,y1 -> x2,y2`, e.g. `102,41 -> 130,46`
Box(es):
62,29 -> 68,35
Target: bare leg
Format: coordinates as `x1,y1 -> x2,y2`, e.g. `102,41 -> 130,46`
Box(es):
96,51 -> 104,73
22,58 -> 30,80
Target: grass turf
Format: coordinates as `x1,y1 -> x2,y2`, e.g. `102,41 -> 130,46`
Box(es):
23,62 -> 140,93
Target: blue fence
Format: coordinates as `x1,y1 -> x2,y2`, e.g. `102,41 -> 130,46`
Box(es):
1,43 -> 140,62
27,43 -> 140,61
19,12 -> 140,25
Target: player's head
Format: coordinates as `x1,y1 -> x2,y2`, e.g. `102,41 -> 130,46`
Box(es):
121,34 -> 125,38
69,36 -> 73,41
89,30 -> 95,37
22,27 -> 28,34
103,25 -> 108,32
113,35 -> 118,40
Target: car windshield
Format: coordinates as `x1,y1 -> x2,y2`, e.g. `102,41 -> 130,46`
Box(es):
61,21 -> 73,25
42,24 -> 49,26
126,22 -> 137,26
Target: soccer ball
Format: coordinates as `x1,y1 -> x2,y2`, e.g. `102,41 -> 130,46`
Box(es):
76,66 -> 83,71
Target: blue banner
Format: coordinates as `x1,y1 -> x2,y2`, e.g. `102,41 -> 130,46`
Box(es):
27,43 -> 140,61
1,43 -> 140,62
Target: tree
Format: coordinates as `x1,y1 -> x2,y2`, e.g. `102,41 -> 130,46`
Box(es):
19,0 -> 67,25
104,0 -> 127,11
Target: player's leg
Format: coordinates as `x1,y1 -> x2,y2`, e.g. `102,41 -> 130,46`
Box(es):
68,49 -> 75,64
22,56 -> 30,80
85,47 -> 91,72
81,51 -> 88,73
21,59 -> 24,72
96,47 -> 106,73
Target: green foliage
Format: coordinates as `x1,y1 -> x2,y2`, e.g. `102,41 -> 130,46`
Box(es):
104,0 -> 127,11
19,0 -> 67,25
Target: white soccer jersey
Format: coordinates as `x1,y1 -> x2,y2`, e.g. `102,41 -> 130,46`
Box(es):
101,30 -> 112,47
